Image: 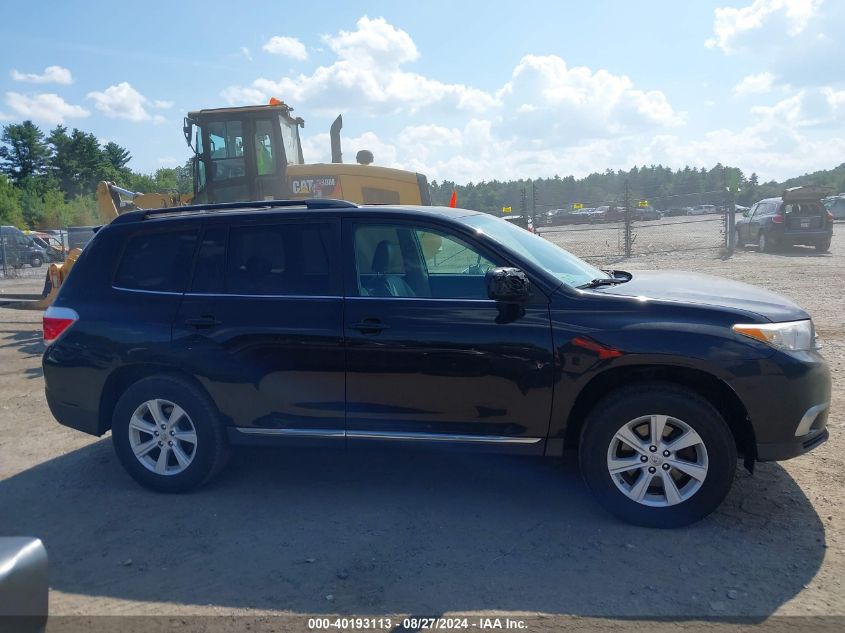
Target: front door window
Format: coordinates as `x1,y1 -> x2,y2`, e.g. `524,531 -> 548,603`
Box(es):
352,223 -> 498,299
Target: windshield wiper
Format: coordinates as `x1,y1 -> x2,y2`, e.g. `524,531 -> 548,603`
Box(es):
577,269 -> 632,289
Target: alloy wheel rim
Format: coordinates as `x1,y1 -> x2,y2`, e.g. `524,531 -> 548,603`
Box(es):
759,233 -> 766,250
128,399 -> 197,475
606,414 -> 708,507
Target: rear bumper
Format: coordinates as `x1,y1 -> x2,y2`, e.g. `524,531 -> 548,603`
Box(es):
775,229 -> 832,244
45,386 -> 101,436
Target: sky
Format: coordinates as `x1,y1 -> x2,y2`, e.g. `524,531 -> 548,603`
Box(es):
1,0 -> 843,184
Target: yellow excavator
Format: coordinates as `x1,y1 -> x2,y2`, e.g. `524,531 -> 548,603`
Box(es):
30,99 -> 432,308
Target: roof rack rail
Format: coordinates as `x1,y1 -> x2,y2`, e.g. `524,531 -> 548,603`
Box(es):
141,198 -> 358,219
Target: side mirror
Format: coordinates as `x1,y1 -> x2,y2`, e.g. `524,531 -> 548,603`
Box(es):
486,267 -> 530,302
742,210 -> 750,217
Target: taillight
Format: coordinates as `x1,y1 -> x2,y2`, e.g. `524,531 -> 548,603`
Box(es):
772,214 -> 784,224
827,211 -> 835,223
43,306 -> 78,345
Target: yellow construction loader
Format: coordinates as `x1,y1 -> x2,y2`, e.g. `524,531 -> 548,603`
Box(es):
31,99 -> 431,308
184,99 -> 429,205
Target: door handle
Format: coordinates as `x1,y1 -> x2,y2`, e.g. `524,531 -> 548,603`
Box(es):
185,316 -> 221,329
350,319 -> 390,334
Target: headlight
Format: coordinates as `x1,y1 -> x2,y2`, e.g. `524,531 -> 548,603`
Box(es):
732,319 -> 817,352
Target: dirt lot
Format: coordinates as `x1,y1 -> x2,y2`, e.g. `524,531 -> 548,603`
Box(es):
0,227 -> 843,627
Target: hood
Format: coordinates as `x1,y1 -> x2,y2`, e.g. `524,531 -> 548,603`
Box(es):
594,270 -> 808,322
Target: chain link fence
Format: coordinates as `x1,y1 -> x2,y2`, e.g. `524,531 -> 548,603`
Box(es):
532,188 -> 735,266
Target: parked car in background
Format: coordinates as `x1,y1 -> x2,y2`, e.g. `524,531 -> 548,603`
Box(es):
592,205 -> 627,223
688,205 -> 717,216
0,225 -> 47,268
540,208 -> 567,226
563,208 -> 598,225
43,198 -> 831,527
25,231 -> 65,263
823,196 -> 845,220
502,214 -> 534,232
736,186 -> 834,252
665,207 -> 693,217
633,205 -> 662,221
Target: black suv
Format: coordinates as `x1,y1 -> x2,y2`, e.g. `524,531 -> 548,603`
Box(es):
43,200 -> 831,527
736,186 -> 834,252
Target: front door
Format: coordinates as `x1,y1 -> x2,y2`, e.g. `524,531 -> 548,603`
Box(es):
342,218 -> 555,451
173,216 -> 345,441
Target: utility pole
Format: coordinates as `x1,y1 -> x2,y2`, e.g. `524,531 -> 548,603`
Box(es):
520,186 -> 527,216
531,180 -> 537,227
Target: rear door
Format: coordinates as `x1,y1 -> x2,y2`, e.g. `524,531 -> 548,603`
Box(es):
783,200 -> 825,233
173,215 -> 346,441
342,217 -> 555,451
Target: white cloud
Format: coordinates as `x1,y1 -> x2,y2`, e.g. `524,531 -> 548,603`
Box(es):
707,1 -> 843,89
87,82 -> 165,122
221,15 -> 842,185
706,0 -> 823,53
325,16 -> 417,68
152,99 -> 173,109
734,71 -> 777,95
10,65 -> 73,85
262,36 -> 308,60
499,55 -> 683,145
240,46 -> 253,61
224,17 -> 498,115
4,92 -> 89,124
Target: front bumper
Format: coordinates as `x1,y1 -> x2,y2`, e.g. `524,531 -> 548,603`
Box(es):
727,350 -> 831,462
757,400 -> 829,461
757,428 -> 828,461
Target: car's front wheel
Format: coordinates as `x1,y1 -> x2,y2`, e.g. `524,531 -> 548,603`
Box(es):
734,229 -> 744,249
112,375 -> 229,492
579,383 -> 737,528
30,254 -> 43,268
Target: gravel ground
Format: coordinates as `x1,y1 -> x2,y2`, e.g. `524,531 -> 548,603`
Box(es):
0,226 -> 842,628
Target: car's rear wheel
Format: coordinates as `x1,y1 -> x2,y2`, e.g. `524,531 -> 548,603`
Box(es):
815,237 -> 831,252
758,231 -> 776,252
579,383 -> 737,528
112,375 -> 229,492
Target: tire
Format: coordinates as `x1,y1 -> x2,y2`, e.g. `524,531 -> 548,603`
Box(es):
30,255 -> 43,268
112,375 -> 229,492
758,231 -> 776,252
578,382 -> 737,528
734,229 -> 744,249
815,237 -> 831,252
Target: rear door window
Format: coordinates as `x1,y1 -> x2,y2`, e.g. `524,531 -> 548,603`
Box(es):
114,229 -> 198,292
226,221 -> 337,296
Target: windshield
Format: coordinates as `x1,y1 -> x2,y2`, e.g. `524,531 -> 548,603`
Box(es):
458,213 -> 608,288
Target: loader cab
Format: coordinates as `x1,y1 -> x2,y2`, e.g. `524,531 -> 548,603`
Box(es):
185,102 -> 304,204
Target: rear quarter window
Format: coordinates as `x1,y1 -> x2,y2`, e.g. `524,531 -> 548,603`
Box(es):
114,229 -> 198,293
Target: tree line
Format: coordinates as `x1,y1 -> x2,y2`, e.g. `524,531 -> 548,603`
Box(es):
430,163 -> 845,215
0,120 -> 190,229
3,118 -> 844,229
